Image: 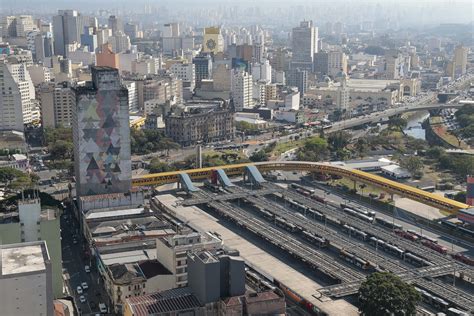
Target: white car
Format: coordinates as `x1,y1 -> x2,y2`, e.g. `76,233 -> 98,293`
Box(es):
76,286 -> 83,295
79,295 -> 86,303
84,265 -> 90,273
81,282 -> 88,290
99,303 -> 107,313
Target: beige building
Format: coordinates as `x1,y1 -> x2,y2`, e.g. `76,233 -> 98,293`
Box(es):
202,27 -> 224,54
38,82 -> 75,128
155,232 -> 222,287
453,45 -> 468,77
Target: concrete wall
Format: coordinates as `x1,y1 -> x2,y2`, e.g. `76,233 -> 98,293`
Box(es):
0,223 -> 21,244
41,217 -> 63,298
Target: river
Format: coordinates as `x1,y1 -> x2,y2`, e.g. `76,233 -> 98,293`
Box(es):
403,111 -> 430,140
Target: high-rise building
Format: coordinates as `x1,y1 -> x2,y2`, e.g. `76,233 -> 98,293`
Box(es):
109,31 -> 131,53
163,22 -> 180,37
202,27 -> 224,54
1,15 -> 37,38
232,70 -> 253,111
38,82 -> 74,128
96,43 -> 119,69
384,49 -> 402,79
314,51 -> 329,75
72,66 -> 131,197
328,50 -> 348,78
52,10 -> 90,57
287,68 -> 308,96
0,241 -> 54,315
453,45 -> 468,78
170,62 -> 196,90
108,15 -> 123,36
0,61 -> 35,131
193,54 -> 213,88
0,62 -> 25,132
80,26 -> 98,52
291,21 -> 318,71
124,22 -> 139,40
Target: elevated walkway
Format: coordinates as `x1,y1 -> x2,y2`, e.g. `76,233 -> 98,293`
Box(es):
244,165 -> 266,187
215,169 -> 235,187
178,173 -> 199,193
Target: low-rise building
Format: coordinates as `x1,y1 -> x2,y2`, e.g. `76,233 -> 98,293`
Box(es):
0,153 -> 29,171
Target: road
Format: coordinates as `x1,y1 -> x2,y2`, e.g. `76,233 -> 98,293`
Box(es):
61,205 -> 112,315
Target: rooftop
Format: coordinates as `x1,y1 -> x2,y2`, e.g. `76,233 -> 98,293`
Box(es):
125,287 -> 201,316
1,241 -> 48,275
85,207 -> 147,220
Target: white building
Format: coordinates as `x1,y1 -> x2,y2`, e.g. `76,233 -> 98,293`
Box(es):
132,57 -> 161,75
0,241 -> 53,316
27,65 -> 52,85
155,232 -> 222,288
109,31 -> 131,53
251,59 -> 272,83
0,61 -> 35,131
328,51 -> 348,78
38,82 -> 74,128
124,81 -> 138,110
231,70 -> 253,111
170,62 -> 196,90
284,91 -> 300,110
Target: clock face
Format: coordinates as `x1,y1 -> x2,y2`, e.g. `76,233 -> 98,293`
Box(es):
206,39 -> 216,50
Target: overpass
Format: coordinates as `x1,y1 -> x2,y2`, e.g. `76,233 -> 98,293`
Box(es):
328,102 -> 466,132
132,161 -> 469,213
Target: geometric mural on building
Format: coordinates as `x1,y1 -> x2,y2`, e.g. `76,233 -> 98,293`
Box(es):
74,73 -> 131,197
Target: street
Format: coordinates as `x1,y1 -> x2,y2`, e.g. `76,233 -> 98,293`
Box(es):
61,206 -> 112,315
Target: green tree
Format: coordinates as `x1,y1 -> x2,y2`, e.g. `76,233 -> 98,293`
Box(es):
48,140 -> 73,161
388,116 -> 408,131
453,191 -> 466,203
425,146 -> 445,159
328,131 -> 351,151
358,272 -> 421,316
235,121 -> 259,134
148,158 -> 174,173
250,150 -> 269,162
354,138 -> 368,158
297,136 -> 329,161
44,127 -> 72,145
0,167 -> 37,190
399,156 -> 424,176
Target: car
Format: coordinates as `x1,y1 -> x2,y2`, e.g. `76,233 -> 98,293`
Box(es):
76,286 -> 83,294
99,303 -> 108,313
81,282 -> 88,290
85,265 -> 90,273
79,295 -> 86,303
72,239 -> 78,244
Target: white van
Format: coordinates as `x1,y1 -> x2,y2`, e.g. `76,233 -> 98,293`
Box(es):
99,303 -> 107,313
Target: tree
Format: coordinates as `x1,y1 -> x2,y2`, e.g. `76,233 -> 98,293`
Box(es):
249,150 -> 269,162
388,116 -> 408,131
358,272 -> 421,316
399,156 -> 424,176
354,138 -> 368,158
148,158 -> 174,173
0,167 -> 37,190
425,146 -> 445,159
453,191 -> 466,203
297,136 -> 329,161
48,140 -> 73,161
328,131 -> 351,151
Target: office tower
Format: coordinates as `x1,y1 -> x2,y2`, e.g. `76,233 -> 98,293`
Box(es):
251,59 -> 272,83
213,64 -> 232,92
1,15 -> 37,38
80,26 -> 98,52
202,27 -> 224,54
96,43 -> 119,69
384,49 -> 402,79
287,68 -> 308,96
0,63 -> 24,132
0,61 -> 35,131
108,15 -> 123,35
38,82 -> 74,128
253,43 -> 264,63
232,70 -> 253,111
171,62 -> 196,90
124,81 -> 138,110
124,22 -> 138,40
52,10 -> 89,57
109,31 -> 131,53
0,241 -> 54,315
291,21 -> 318,71
96,27 -> 112,46
314,51 -> 329,75
453,45 -> 468,77
328,51 -> 348,78
193,54 -> 213,88
72,67 -> 131,197
32,33 -> 54,63
163,22 -> 180,37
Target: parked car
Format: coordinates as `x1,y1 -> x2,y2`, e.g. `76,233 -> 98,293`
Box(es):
85,265 -> 90,273
79,295 -> 86,303
76,286 -> 83,295
81,282 -> 88,290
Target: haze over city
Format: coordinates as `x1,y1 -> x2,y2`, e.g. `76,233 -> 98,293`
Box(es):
0,1 -> 473,316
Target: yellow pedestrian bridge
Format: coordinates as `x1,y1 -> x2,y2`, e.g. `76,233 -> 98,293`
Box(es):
132,161 -> 469,213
